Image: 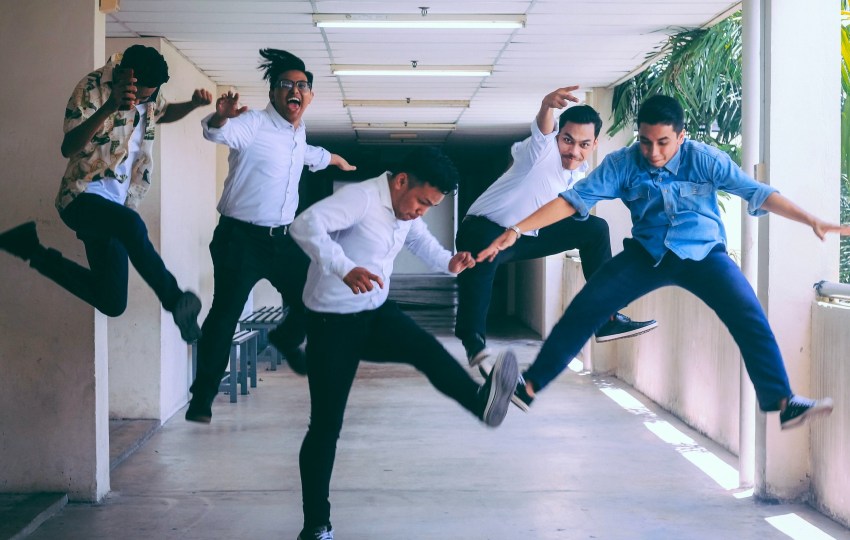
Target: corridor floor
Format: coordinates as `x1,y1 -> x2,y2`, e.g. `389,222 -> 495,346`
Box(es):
22,275 -> 850,539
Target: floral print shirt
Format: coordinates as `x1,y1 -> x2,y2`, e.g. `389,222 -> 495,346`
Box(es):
55,52 -> 168,212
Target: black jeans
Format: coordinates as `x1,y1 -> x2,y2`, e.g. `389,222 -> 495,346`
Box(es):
190,216 -> 310,401
454,214 -> 611,342
31,193 -> 182,316
299,301 -> 482,529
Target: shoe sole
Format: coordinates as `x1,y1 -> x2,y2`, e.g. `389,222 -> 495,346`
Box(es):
467,347 -> 492,367
482,350 -> 519,427
479,363 -> 530,412
185,411 -> 211,424
780,398 -> 834,430
595,321 -> 659,343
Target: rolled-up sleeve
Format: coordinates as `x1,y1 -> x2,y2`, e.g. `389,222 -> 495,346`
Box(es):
304,144 -> 332,172
711,151 -> 778,216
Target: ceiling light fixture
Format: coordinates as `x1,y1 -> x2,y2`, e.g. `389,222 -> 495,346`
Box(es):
352,122 -> 456,131
313,12 -> 526,30
333,64 -> 492,77
343,99 -> 470,108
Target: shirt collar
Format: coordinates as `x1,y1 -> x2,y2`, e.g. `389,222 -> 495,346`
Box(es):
264,102 -> 305,133
377,171 -> 395,214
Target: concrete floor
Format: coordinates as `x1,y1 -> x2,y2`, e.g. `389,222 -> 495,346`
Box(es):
20,332 -> 850,540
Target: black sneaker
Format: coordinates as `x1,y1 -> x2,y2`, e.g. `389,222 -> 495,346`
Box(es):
172,291 -> 202,343
185,396 -> 212,424
297,525 -> 334,540
268,325 -> 307,376
595,313 -> 658,343
0,221 -> 42,260
478,362 -> 533,413
779,395 -> 834,430
478,349 -> 519,427
462,333 -> 491,367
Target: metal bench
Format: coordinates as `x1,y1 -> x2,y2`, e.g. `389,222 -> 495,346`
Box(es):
239,305 -> 289,370
191,329 -> 259,403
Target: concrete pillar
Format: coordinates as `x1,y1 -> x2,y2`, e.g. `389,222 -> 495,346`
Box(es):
757,0 -> 840,499
104,38 -> 217,422
0,0 -> 110,501
739,0 -> 762,488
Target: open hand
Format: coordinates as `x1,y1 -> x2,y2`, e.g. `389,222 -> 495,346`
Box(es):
476,230 -> 518,263
215,91 -> 248,118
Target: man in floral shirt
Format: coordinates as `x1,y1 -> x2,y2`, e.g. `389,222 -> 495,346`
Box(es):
0,45 -> 212,342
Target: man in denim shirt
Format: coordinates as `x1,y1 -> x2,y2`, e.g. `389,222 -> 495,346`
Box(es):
479,95 -> 847,429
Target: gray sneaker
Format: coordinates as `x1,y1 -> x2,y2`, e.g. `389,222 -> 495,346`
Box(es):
478,349 -> 519,427
479,362 -> 532,412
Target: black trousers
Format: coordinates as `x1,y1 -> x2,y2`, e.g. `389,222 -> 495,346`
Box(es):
299,301 -> 482,529
190,216 -> 309,401
454,214 -> 611,342
31,193 -> 182,316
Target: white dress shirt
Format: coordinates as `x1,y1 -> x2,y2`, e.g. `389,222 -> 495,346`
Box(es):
202,103 -> 331,226
291,173 -> 454,314
465,116 -> 589,236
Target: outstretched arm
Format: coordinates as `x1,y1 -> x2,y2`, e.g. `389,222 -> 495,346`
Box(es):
158,88 -> 213,124
329,153 -> 357,171
476,197 -> 577,262
761,192 -> 850,240
205,90 -> 249,129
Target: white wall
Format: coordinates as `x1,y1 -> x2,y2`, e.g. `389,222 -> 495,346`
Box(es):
811,303 -> 850,527
0,0 -> 110,501
105,38 -> 217,421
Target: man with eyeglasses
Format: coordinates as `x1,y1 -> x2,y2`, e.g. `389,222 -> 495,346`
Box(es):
185,48 -> 355,423
0,44 -> 212,342
455,86 -> 657,387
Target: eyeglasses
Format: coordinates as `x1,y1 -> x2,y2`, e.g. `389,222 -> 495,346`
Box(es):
275,79 -> 312,92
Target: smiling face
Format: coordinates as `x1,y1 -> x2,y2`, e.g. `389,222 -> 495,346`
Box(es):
557,121 -> 598,171
389,173 -> 445,221
637,122 -> 685,169
269,69 -> 313,126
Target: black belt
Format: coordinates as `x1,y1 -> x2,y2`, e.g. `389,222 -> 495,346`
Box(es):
221,215 -> 289,237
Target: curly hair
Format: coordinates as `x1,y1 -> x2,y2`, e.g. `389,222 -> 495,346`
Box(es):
394,146 -> 459,195
119,45 -> 169,88
258,48 -> 313,91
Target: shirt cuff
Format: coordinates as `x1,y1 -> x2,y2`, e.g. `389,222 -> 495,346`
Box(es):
746,185 -> 779,217
308,148 -> 332,173
560,190 -> 590,221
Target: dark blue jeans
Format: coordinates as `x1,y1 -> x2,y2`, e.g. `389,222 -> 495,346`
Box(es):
455,214 -> 611,342
31,193 -> 182,316
190,216 -> 310,401
525,239 -> 792,412
300,301 -> 482,530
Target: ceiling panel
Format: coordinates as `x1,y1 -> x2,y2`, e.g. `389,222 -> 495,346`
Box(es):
107,0 -> 741,147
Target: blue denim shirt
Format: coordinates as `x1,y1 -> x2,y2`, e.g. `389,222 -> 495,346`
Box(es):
561,139 -> 778,263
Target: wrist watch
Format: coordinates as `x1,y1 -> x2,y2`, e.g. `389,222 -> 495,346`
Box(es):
507,225 -> 522,239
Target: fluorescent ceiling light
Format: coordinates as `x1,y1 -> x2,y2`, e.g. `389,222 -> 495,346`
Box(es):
314,13 -> 525,29
353,123 -> 456,131
333,65 -> 491,77
389,133 -> 419,139
344,99 -> 470,108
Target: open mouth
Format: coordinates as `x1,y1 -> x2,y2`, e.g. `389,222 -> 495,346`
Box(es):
286,97 -> 301,111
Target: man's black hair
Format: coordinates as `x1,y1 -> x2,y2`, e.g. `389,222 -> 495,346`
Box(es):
258,48 -> 313,91
637,95 -> 685,133
395,146 -> 459,195
558,105 -> 603,138
119,45 -> 169,88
